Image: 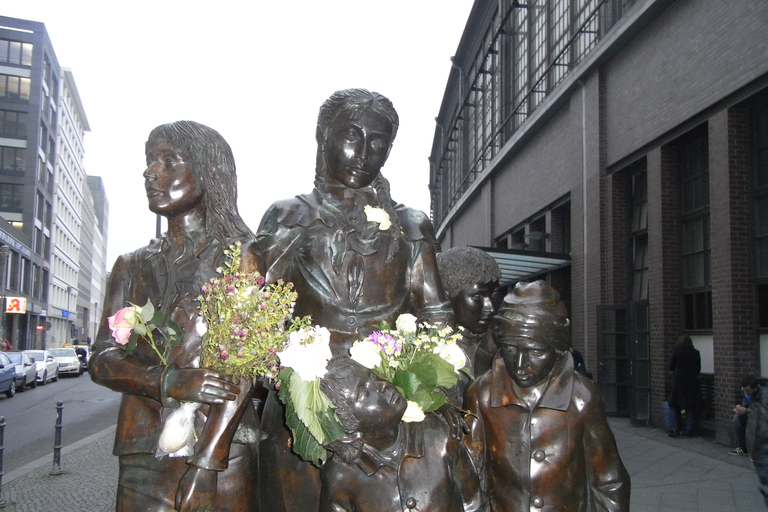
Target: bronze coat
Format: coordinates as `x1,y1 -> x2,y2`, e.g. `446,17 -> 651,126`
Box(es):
465,353 -> 630,512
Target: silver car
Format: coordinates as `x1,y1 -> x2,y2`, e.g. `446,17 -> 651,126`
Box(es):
24,349 -> 59,384
49,347 -> 83,376
5,351 -> 37,391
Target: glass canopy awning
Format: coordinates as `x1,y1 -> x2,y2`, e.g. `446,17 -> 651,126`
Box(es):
471,246 -> 571,286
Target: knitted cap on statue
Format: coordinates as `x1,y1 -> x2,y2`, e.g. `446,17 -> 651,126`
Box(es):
492,280 -> 571,352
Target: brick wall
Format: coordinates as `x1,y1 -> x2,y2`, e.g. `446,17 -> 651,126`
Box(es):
709,106 -> 758,444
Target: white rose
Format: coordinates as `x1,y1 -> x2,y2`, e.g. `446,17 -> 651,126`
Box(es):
349,340 -> 382,369
401,400 -> 426,422
433,343 -> 467,373
277,327 -> 333,381
364,205 -> 392,230
395,314 -> 418,334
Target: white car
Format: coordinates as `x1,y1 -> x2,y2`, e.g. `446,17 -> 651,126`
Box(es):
24,349 -> 59,384
5,351 -> 38,391
49,347 -> 83,376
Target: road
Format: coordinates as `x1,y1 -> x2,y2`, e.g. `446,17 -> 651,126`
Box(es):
0,371 -> 120,473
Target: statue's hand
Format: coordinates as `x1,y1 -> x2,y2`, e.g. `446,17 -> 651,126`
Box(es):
162,365 -> 240,405
438,403 -> 470,440
175,467 -> 218,512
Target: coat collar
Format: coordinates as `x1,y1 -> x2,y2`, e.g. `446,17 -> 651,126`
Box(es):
489,351 -> 574,411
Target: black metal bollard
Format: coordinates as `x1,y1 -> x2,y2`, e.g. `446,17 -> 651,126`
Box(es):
49,401 -> 63,476
0,416 -> 6,508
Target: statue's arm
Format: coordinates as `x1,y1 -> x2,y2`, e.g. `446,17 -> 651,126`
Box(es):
464,382 -> 488,498
452,429 -> 485,512
406,214 -> 454,327
89,254 -> 165,400
183,241 -> 265,472
582,382 -> 631,512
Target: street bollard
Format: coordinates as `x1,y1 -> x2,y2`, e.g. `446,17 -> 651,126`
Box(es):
0,416 -> 6,508
50,401 -> 63,476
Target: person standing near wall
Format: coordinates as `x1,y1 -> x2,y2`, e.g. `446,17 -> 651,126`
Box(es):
668,335 -> 702,437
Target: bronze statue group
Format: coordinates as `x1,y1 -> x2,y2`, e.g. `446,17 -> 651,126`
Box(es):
90,89 -> 630,512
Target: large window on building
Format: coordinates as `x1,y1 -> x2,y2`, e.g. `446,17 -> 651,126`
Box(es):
754,94 -> 768,329
0,74 -> 31,101
0,146 -> 24,173
431,0 -> 630,226
0,110 -> 27,138
0,182 -> 23,210
631,169 -> 649,301
0,39 -> 33,66
679,127 -> 712,330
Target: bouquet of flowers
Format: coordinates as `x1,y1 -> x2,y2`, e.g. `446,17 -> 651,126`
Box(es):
349,314 -> 467,422
107,242 -> 311,457
276,326 -> 344,467
198,242 -> 311,380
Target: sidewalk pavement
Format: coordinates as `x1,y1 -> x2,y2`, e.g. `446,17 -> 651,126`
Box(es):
0,418 -> 765,511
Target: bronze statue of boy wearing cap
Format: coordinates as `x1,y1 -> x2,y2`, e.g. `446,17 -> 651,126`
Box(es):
465,280 -> 630,512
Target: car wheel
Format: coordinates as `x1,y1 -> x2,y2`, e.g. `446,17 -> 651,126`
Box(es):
77,366 -> 83,376
41,371 -> 48,385
18,377 -> 26,392
5,380 -> 15,398
30,376 -> 37,388
52,370 -> 59,382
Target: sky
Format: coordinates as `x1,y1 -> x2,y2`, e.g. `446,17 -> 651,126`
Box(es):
3,1 -> 474,269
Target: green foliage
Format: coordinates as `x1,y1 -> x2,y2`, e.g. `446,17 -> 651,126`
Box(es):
277,368 -> 344,467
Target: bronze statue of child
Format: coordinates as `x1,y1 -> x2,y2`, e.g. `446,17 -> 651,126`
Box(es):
465,280 -> 630,512
318,357 -> 483,512
257,88 -> 454,512
90,121 -> 261,512
437,246 -> 502,394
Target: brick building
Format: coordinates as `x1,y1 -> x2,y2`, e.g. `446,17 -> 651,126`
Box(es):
429,0 -> 768,444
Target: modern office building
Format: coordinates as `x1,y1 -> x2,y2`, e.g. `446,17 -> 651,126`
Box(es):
0,16 -> 107,350
429,0 -> 768,444
0,16 -> 57,349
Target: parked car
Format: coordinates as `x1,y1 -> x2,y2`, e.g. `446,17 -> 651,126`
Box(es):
24,349 -> 59,384
0,352 -> 16,398
49,347 -> 83,376
5,351 -> 37,391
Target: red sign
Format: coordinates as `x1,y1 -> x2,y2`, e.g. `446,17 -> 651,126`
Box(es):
5,297 -> 27,314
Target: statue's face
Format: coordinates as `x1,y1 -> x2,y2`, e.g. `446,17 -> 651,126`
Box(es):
323,108 -> 393,189
498,336 -> 558,388
451,280 -> 502,335
144,138 -> 204,217
335,364 -> 406,434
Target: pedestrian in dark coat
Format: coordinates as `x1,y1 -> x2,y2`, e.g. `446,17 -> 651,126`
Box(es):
668,335 -> 701,436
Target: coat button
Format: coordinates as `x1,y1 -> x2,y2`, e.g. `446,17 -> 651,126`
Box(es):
532,449 -> 546,462
532,496 -> 544,508
405,497 -> 418,509
346,316 -> 357,326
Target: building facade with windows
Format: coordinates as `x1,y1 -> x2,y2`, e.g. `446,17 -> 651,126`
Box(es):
429,0 -> 768,444
0,16 -> 57,349
0,16 -> 107,350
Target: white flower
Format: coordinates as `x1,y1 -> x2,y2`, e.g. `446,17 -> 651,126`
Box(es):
433,342 -> 467,373
395,313 -> 418,334
401,400 -> 426,422
277,326 -> 333,381
349,340 -> 382,369
364,205 -> 391,230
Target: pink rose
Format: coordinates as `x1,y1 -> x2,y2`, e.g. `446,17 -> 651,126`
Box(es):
107,306 -> 140,345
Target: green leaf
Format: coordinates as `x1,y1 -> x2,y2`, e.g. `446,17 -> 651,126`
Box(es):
414,353 -> 458,389
133,324 -> 147,336
423,391 -> 447,412
150,310 -> 165,326
461,365 -> 474,380
141,301 -> 155,323
408,361 -> 438,391
125,333 -> 138,355
277,369 -> 329,467
392,370 -> 421,397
